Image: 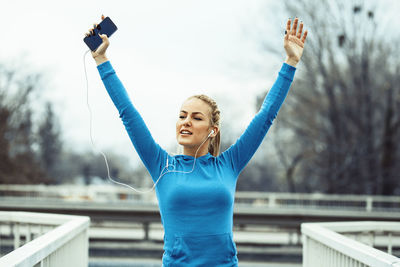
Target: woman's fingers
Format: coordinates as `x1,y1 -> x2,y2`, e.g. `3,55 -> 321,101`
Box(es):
297,22 -> 303,39
285,19 -> 291,40
94,34 -> 109,55
85,14 -> 105,37
98,34 -> 110,47
86,24 -> 100,37
286,18 -> 307,42
286,19 -> 291,32
301,30 -> 308,43
98,33 -> 108,41
291,17 -> 298,35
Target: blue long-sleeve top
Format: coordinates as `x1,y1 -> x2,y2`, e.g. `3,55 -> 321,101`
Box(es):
97,61 -> 296,267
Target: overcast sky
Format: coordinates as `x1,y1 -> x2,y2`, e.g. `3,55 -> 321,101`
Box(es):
1,0 -> 292,166
4,1 -> 397,168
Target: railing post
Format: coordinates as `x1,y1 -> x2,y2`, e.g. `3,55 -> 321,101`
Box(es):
143,222 -> 149,241
26,224 -> 32,242
289,230 -> 300,245
366,197 -> 373,212
268,194 -> 276,208
13,223 -> 20,250
368,231 -> 375,247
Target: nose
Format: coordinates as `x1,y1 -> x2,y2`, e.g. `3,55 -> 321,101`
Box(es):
183,117 -> 192,126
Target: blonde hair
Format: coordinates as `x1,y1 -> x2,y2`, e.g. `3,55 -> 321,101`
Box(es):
188,94 -> 221,157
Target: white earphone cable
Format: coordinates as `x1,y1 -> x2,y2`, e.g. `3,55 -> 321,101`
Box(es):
83,50 -> 211,193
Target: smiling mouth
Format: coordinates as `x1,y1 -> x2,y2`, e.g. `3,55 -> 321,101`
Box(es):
180,130 -> 193,135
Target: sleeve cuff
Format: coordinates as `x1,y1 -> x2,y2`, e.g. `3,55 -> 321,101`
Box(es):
280,63 -> 296,81
96,61 -> 114,80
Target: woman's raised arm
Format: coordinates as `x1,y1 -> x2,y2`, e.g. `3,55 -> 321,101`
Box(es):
284,17 -> 308,67
85,15 -> 110,65
86,16 -> 168,182
221,18 -> 308,176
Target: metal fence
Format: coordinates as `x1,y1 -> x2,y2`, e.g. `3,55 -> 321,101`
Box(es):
301,221 -> 400,267
235,192 -> 400,212
2,185 -> 400,212
0,211 -> 90,267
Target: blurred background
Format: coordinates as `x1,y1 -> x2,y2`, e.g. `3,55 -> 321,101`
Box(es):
1,0 -> 400,266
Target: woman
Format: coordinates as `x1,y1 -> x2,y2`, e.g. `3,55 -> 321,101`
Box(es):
87,16 -> 307,267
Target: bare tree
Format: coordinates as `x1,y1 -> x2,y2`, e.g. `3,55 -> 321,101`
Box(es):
0,64 -> 48,184
37,102 -> 63,183
0,61 -> 153,186
258,0 -> 400,194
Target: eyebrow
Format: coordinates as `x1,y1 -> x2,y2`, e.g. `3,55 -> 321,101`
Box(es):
180,110 -> 205,116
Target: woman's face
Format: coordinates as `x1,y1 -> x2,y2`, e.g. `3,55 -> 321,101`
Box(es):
176,98 -> 213,148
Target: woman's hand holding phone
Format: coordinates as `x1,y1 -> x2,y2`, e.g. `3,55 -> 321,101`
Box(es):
85,15 -> 111,66
92,33 -> 109,66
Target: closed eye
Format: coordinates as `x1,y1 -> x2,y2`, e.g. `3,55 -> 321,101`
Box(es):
179,114 -> 202,121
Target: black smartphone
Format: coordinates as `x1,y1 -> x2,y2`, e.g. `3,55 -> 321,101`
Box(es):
83,17 -> 118,51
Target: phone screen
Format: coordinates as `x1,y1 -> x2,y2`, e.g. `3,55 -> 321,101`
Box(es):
83,17 -> 118,51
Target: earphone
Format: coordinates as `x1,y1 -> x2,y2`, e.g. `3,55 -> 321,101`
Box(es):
83,49 -> 215,193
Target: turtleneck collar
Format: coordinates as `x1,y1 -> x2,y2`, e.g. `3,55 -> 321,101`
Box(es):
175,152 -> 213,161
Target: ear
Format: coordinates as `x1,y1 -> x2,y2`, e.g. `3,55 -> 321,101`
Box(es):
210,126 -> 219,137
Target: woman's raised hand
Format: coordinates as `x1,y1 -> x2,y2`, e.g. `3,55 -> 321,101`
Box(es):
85,15 -> 109,65
284,18 -> 308,67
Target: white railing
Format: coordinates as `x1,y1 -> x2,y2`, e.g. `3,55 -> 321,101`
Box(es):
235,192 -> 400,212
2,185 -> 400,212
302,221 -> 400,267
0,211 -> 90,267
0,184 -> 156,203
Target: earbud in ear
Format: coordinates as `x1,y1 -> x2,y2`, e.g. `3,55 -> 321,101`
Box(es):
208,130 -> 215,137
